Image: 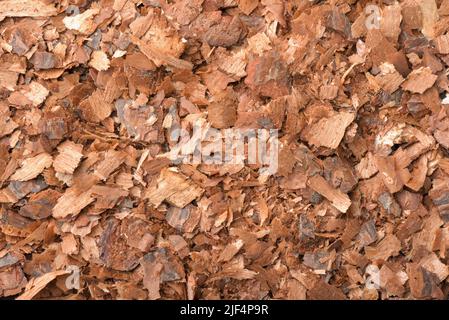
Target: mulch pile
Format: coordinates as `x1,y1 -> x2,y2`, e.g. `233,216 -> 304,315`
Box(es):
1,0 -> 449,300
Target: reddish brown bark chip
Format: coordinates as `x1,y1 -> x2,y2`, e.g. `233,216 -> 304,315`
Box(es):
98,219 -> 142,272
434,34 -> 449,54
0,265 -> 28,297
204,16 -> 245,48
402,67 -> 438,94
245,51 -> 289,98
131,35 -> 192,71
434,130 -> 449,149
0,0 -> 58,20
19,189 -> 61,220
307,175 -> 352,213
93,150 -> 127,181
364,234 -> 401,262
10,153 -> 53,182
51,188 -> 94,219
145,168 -> 204,208
30,51 -> 58,70
2,0 -> 449,301
207,89 -> 237,129
89,51 -> 110,72
380,3 -> 402,43
302,111 -> 355,149
53,141 -> 83,175
239,0 -> 259,15
326,7 -> 351,39
308,281 -> 346,300
166,205 -> 200,233
79,90 -> 112,123
374,155 -> 405,194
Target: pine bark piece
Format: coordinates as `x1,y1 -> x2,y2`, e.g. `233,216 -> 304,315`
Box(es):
208,89 -> 237,129
0,209 -> 38,238
61,233 -> 78,255
145,168 -> 204,208
357,220 -> 378,247
308,280 -> 346,300
245,51 -> 289,98
204,16 -> 244,48
420,253 -> 449,283
261,0 -> 286,27
0,253 -> 22,270
115,99 -> 160,142
439,158 -> 449,175
62,8 -> 100,35
0,70 -> 19,91
141,248 -> 186,298
402,67 -> 438,94
396,212 -> 422,242
307,175 -> 351,213
218,239 -> 244,262
215,49 -> 247,80
166,205 -> 201,233
10,153 -> 52,182
0,103 -> 18,138
419,0 -> 439,40
16,270 -> 68,300
115,172 -> 134,190
21,82 -> 49,107
429,178 -> 449,221
129,12 -> 153,37
141,258 -> 163,300
374,63 -> 404,94
406,155 -> 428,191
434,129 -> 449,149
93,150 -> 127,181
131,35 -> 192,70
89,51 -> 110,71
19,189 -> 61,220
380,3 -> 402,42
122,218 -> 154,253
30,51 -> 57,70
0,0 -> 58,20
303,251 -> 329,271
238,0 -> 259,15
355,152 -> 378,179
0,265 -> 27,297
0,179 -> 47,204
375,155 -> 405,194
379,264 -> 408,296
434,34 -> 449,54
208,102 -> 237,129
378,192 -> 402,216
351,12 -> 368,39
134,7 -> 186,62
303,111 -> 355,149
365,234 -> 401,261
53,141 -> 84,175
326,7 -> 351,38
407,262 -> 443,299
98,218 -> 147,272
79,90 -> 112,123
210,262 -> 258,281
